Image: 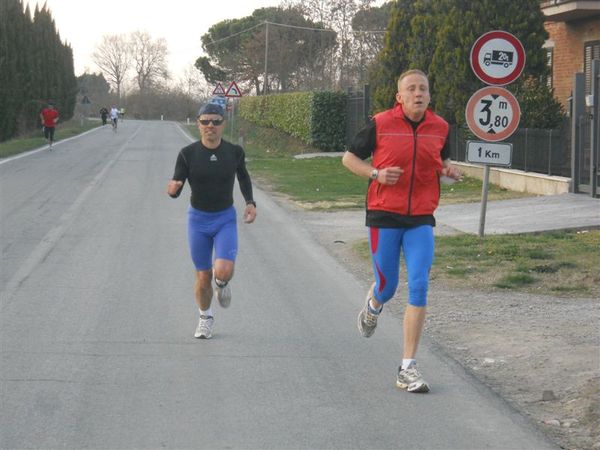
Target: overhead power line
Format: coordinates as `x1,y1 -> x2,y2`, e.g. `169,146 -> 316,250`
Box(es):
203,20 -> 385,48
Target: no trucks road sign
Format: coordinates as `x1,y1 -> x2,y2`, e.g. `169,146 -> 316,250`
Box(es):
470,30 -> 525,86
465,86 -> 521,142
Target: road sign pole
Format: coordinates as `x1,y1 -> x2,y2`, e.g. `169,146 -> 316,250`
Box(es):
478,165 -> 491,237
230,100 -> 235,141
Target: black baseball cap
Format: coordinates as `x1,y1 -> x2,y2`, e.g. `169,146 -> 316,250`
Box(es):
197,103 -> 224,117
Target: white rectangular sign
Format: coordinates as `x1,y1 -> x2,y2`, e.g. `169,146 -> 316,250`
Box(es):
466,140 -> 512,166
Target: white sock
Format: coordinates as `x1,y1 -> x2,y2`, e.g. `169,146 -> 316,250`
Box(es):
368,299 -> 382,314
199,307 -> 213,318
215,278 -> 228,288
401,359 -> 416,370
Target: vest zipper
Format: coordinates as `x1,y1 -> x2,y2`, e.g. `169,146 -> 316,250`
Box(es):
407,126 -> 418,215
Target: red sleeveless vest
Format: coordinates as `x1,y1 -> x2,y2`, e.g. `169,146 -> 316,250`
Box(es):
368,103 -> 449,216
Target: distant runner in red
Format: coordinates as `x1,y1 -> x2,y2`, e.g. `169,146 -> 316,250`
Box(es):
40,101 -> 59,150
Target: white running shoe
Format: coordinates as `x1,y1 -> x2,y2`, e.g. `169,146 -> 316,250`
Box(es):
396,365 -> 430,393
194,315 -> 214,339
357,283 -> 379,338
216,283 -> 231,308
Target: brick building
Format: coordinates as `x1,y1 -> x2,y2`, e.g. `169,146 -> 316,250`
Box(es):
541,0 -> 600,108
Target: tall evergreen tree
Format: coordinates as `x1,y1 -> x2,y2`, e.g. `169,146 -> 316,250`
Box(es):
369,0 -> 562,127
367,0 -> 415,113
0,0 -> 33,139
0,1 -> 77,141
430,0 -> 554,125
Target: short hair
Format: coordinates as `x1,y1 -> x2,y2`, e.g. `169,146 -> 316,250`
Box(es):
397,69 -> 428,88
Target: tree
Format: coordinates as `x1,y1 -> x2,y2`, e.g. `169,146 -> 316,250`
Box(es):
429,0 -> 554,125
92,34 -> 131,100
129,31 -> 169,94
370,0 -> 563,127
0,0 -> 76,140
350,1 -> 392,85
197,6 -> 336,95
174,65 -> 211,119
286,0 -> 389,88
368,0 -> 415,113
0,0 -> 31,139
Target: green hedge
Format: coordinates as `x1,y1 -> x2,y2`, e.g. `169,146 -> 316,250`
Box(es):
238,91 -> 347,151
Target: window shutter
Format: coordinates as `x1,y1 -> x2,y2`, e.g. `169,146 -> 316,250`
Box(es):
584,41 -> 600,94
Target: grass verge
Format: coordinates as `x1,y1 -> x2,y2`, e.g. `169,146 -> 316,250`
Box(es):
0,119 -> 100,158
353,230 -> 600,297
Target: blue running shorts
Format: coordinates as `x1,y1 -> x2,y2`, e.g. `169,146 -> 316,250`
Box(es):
368,225 -> 434,307
187,206 -> 238,271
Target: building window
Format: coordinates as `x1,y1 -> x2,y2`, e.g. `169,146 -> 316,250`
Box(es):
584,41 -> 600,94
546,47 -> 554,88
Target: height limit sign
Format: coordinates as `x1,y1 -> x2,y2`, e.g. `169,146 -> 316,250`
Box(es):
465,86 -> 520,142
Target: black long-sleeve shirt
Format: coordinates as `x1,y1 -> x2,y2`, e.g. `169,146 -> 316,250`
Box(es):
170,139 -> 254,212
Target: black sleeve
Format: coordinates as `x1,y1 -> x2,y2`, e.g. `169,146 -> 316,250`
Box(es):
169,151 -> 188,198
348,119 -> 376,160
236,147 -> 254,204
440,136 -> 450,161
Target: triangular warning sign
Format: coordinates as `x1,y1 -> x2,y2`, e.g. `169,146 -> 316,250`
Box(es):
212,82 -> 226,96
225,81 -> 242,98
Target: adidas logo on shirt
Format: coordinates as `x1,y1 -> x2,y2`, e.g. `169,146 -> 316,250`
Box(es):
210,154 -> 217,162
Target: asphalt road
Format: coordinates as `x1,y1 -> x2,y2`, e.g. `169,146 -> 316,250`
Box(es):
1,121 -> 557,449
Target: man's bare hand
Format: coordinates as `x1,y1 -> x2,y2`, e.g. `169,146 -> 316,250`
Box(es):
378,166 -> 404,185
443,165 -> 463,181
167,180 -> 183,196
243,204 -> 256,224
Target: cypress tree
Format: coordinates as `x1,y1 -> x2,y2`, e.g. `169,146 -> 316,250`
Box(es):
369,0 -> 562,127
367,0 -> 415,113
429,0 -> 557,125
0,0 -> 32,139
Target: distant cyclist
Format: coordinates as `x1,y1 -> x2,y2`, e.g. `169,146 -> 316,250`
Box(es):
40,101 -> 59,150
110,106 -> 119,131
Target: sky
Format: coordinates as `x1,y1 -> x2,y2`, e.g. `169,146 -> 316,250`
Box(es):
23,0 -> 285,80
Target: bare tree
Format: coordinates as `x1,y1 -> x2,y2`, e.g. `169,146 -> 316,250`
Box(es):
288,0 -> 380,88
92,34 -> 131,100
176,65 -> 210,100
129,31 -> 169,94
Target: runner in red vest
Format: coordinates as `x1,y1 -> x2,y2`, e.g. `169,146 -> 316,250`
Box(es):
40,101 -> 59,150
343,69 -> 462,393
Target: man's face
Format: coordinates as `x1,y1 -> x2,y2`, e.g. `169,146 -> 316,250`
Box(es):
396,74 -> 430,120
197,114 -> 225,141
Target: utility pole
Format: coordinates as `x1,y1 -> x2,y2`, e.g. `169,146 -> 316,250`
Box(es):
263,21 -> 269,96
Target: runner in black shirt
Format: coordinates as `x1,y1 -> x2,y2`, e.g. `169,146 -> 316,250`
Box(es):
167,103 -> 256,339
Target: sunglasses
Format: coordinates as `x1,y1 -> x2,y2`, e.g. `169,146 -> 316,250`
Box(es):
198,119 -> 224,126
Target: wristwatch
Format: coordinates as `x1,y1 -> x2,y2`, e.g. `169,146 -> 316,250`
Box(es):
370,169 -> 379,180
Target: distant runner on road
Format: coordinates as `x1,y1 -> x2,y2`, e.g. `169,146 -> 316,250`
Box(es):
40,101 -> 59,150
342,69 -> 462,393
166,103 -> 257,339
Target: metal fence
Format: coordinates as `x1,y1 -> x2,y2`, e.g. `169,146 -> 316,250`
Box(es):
574,113 -> 593,187
345,86 -> 370,148
344,85 -> 571,178
448,119 -> 571,177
